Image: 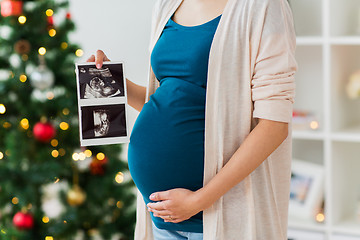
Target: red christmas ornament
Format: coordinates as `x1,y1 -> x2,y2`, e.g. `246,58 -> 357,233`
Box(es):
0,0 -> 23,17
13,212 -> 34,230
33,122 -> 56,142
66,12 -> 71,19
47,16 -> 54,25
90,156 -> 108,175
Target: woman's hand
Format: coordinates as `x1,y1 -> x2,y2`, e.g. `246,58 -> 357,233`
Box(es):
86,50 -> 111,69
147,188 -> 205,223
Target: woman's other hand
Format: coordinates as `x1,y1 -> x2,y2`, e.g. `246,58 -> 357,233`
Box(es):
147,188 -> 205,223
86,50 -> 111,69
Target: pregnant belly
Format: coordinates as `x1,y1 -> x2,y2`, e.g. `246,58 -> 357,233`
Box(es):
127,83 -> 205,205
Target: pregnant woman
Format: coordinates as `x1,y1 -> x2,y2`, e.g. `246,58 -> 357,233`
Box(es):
87,0 -> 297,239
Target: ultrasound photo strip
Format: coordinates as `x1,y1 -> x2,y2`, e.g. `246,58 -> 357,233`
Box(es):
75,62 -> 130,146
80,104 -> 128,146
77,63 -> 125,102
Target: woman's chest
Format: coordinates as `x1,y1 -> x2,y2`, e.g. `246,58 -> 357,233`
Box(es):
171,0 -> 228,26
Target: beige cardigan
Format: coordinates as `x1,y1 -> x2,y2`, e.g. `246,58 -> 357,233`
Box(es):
134,0 -> 297,239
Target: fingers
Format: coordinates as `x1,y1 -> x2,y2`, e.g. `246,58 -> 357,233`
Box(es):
95,49 -> 105,69
150,210 -> 181,223
86,50 -> 111,69
149,191 -> 170,201
104,55 -> 110,61
147,201 -> 168,211
87,55 -> 95,62
149,208 -> 171,217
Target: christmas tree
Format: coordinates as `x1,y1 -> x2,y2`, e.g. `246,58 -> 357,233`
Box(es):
0,0 -> 136,239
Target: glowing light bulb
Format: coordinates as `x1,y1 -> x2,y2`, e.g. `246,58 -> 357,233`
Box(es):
316,213 -> 325,223
18,16 -> 26,24
46,91 -> 54,100
59,148 -> 66,156
45,236 -> 54,240
19,74 -> 27,82
61,42 -> 68,49
115,172 -> 124,184
3,122 -> 11,128
51,150 -> 59,158
75,49 -> 84,57
42,216 -> 50,223
0,104 -> 6,114
46,9 -> 54,17
20,118 -> 29,130
310,121 -> 319,130
59,122 -> 69,130
38,47 -> 47,55
12,197 -> 19,204
0,152 -> 3,160
51,139 -> 58,147
96,152 -> 105,161
62,108 -> 69,115
72,153 -> 79,161
84,149 -> 92,157
49,29 -> 56,37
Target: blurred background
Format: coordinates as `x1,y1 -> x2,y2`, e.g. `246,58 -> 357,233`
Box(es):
0,0 -> 360,240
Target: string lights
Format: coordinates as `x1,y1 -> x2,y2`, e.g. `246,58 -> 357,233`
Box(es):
18,15 -> 26,24
0,104 -> 6,114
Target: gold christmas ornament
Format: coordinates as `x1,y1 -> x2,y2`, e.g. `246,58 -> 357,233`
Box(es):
14,39 -> 31,54
66,185 -> 86,206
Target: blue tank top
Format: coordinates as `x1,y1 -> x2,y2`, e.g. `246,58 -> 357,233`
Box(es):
127,13 -> 221,233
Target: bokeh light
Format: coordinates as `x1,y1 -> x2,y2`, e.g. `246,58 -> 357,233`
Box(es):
75,49 -> 83,57
0,104 -> 6,114
20,118 -> 29,130
59,122 -> 69,130
51,139 -> 58,147
42,216 -> 50,223
48,29 -> 56,37
46,91 -> 54,100
84,149 -> 92,157
61,42 -> 68,49
12,197 -> 19,204
38,47 -> 47,55
96,152 -> 105,161
62,108 -> 69,115
19,74 -> 27,82
51,150 -> 59,158
72,153 -> 79,161
115,172 -> 124,184
46,9 -> 54,17
18,16 -> 26,24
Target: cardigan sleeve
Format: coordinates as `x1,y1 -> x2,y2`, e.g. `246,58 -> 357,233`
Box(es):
251,0 -> 297,123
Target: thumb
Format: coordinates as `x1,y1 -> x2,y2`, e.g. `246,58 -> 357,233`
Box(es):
149,191 -> 170,201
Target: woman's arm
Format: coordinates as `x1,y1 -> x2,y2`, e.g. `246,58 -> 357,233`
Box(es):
125,78 -> 147,112
195,118 -> 288,210
87,50 -> 147,112
147,118 -> 288,223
